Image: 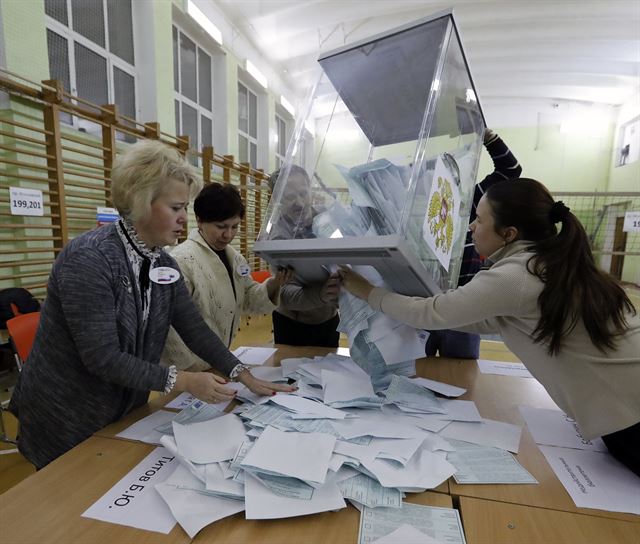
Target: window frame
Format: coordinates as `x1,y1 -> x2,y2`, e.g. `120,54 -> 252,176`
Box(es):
172,23 -> 214,158
238,80 -> 259,169
44,0 -> 138,133
274,112 -> 287,169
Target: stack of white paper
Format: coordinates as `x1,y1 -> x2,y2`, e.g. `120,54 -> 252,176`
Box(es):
99,351 -> 556,539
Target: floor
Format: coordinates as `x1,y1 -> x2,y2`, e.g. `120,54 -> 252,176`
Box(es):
1,283 -> 637,495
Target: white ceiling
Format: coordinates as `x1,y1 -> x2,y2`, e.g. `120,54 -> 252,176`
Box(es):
214,0 -> 640,107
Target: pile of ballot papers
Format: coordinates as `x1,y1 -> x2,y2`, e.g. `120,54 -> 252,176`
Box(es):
138,353 -> 536,538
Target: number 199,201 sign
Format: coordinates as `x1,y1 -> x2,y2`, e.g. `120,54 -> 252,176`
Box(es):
9,186 -> 44,217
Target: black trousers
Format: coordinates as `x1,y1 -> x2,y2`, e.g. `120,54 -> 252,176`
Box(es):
272,311 -> 340,348
602,420 -> 640,478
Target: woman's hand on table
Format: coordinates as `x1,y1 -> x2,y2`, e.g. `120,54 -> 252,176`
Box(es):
236,369 -> 297,396
175,370 -> 238,403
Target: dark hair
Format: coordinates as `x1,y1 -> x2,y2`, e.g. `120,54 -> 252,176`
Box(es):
485,178 -> 635,355
194,182 -> 245,222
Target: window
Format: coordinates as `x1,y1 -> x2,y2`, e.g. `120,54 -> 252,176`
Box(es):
44,0 -> 137,135
617,115 -> 639,167
275,113 -> 287,169
173,25 -> 213,162
238,82 -> 258,168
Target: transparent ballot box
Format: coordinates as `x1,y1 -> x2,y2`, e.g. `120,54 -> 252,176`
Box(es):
254,10 -> 485,296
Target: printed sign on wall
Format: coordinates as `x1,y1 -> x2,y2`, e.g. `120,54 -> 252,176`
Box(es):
622,211 -> 640,233
10,187 -> 44,216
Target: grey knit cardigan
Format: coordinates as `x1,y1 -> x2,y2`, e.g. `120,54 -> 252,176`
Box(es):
9,223 -> 241,468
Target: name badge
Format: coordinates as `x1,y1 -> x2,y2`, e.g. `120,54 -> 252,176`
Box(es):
149,266 -> 180,284
236,264 -> 251,277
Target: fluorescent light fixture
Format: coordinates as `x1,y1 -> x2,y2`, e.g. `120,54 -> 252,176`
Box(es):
246,60 -> 268,89
304,119 -> 316,137
465,88 -> 477,102
187,0 -> 223,45
280,95 -> 295,116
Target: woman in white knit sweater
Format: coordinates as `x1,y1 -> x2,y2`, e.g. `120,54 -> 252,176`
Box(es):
163,183 -> 292,371
340,178 -> 640,477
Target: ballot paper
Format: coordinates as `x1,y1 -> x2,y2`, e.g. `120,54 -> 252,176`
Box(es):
539,445 -> 640,515
338,473 -> 402,508
248,365 -> 286,382
361,449 -> 457,492
271,393 -> 347,419
477,359 -> 533,378
251,472 -> 315,500
164,392 -> 232,411
321,368 -> 375,405
439,418 -> 522,454
446,440 -> 537,484
244,472 -> 346,519
232,346 -> 277,365
372,324 -> 428,366
204,463 -> 245,499
155,464 -> 245,538
366,312 -> 428,365
409,377 -> 466,398
372,437 -> 424,466
373,524 -> 442,544
154,399 -> 225,435
384,375 -> 446,414
116,410 -> 176,445
330,412 -> 425,440
160,435 -> 206,484
518,405 -> 607,452
381,405 -> 451,434
240,426 -> 336,485
357,503 -> 466,544
82,446 -> 178,533
172,413 -> 247,464
280,357 -> 313,377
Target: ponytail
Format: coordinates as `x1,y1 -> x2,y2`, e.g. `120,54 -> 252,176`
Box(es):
485,179 -> 635,355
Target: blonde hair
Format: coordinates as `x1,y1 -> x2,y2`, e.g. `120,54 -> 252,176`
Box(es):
111,140 -> 202,221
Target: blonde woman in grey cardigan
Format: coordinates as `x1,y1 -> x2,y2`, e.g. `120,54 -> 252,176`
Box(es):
9,141 -> 293,469
340,178 -> 640,477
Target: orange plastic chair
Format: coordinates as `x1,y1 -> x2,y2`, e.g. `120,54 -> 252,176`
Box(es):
251,270 -> 272,283
6,311 -> 40,371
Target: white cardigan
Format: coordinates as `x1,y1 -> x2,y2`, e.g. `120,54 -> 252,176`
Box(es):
162,229 -> 277,371
368,240 -> 640,440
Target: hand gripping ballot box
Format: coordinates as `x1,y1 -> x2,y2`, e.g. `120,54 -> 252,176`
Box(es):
254,10 -> 485,296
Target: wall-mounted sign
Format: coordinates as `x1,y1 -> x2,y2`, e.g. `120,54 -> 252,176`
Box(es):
623,211 -> 640,233
10,186 -> 44,216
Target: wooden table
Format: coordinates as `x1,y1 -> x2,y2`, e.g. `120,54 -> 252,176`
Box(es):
458,496 -> 640,544
0,436 -> 452,544
2,345 -> 638,543
415,357 -> 640,523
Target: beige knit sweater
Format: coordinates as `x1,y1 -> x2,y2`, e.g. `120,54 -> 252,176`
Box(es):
368,240 -> 640,440
162,229 -> 277,371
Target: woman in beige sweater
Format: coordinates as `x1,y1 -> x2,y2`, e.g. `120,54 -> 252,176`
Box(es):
163,183 -> 291,371
340,178 -> 640,477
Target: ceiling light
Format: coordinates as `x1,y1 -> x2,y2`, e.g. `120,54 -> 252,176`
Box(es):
186,0 -> 222,45
280,95 -> 295,116
246,60 -> 268,89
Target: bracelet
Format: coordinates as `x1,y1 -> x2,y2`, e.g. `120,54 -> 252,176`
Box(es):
164,365 -> 178,394
229,363 -> 252,381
